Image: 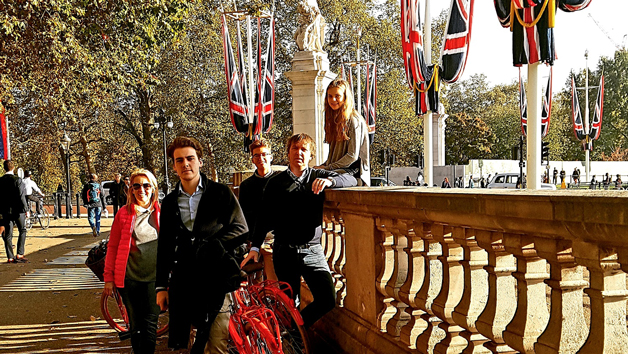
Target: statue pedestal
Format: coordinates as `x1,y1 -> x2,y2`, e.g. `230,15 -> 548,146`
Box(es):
285,51 -> 336,165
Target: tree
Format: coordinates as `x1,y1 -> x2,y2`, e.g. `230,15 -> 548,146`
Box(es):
445,112 -> 493,165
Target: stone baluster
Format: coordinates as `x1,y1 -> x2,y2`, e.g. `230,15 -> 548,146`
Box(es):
398,224 -> 430,350
415,223 -> 446,353
451,227 -> 490,354
573,241 -> 628,353
431,224 -> 467,354
533,238 -> 588,354
474,230 -> 517,354
383,219 -> 411,338
323,210 -> 347,304
375,218 -> 397,332
502,234 -> 550,353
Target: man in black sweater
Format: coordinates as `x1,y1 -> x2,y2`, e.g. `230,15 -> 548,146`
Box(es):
238,137 -> 280,237
241,133 -> 357,328
0,160 -> 28,263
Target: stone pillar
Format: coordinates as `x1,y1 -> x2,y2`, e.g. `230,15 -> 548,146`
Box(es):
433,108 -> 448,167
285,51 -> 337,165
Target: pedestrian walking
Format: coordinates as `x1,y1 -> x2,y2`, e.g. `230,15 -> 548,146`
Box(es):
0,160 -> 28,263
156,136 -> 248,353
241,133 -> 357,329
110,173 -> 125,216
552,167 -> 558,185
468,175 -> 474,188
81,173 -> 106,237
103,169 -> 161,354
441,177 -> 451,188
416,172 -> 424,186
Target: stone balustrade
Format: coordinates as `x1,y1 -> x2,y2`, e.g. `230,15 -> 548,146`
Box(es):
315,187 -> 628,354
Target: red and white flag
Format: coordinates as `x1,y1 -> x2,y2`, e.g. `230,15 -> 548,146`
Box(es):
0,102 -> 9,160
254,17 -> 275,135
222,15 -> 248,134
571,76 -> 586,141
440,0 -> 475,84
589,74 -> 604,141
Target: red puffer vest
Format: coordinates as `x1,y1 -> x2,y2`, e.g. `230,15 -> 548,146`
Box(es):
103,202 -> 161,288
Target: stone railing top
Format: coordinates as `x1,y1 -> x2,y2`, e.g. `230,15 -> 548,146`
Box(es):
325,187 -> 628,247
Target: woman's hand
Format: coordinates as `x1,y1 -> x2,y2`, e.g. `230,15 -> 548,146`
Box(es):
240,250 -> 259,268
103,282 -> 115,296
157,291 -> 169,312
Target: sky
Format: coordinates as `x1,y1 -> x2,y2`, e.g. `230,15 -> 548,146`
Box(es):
431,1 -> 628,89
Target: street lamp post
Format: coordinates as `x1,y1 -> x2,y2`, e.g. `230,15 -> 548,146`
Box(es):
62,133 -> 72,219
153,110 -> 173,194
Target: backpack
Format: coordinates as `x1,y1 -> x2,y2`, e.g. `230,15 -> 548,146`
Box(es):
87,182 -> 101,203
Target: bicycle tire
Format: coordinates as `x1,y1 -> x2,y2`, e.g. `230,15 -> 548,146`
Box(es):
249,326 -> 276,354
259,289 -> 310,354
100,291 -> 169,336
38,208 -> 51,230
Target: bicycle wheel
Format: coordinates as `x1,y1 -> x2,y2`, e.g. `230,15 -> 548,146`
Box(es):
259,289 -> 310,354
249,326 -> 276,354
101,291 -> 129,333
24,215 -> 33,231
37,208 -> 51,230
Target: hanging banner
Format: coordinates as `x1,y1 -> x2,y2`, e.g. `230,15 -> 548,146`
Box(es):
439,0 -> 475,84
255,17 -> 275,135
571,76 -> 587,141
589,74 -> 604,141
222,15 -> 248,133
541,67 -> 552,138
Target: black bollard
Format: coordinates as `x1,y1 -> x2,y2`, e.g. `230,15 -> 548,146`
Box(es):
76,193 -> 80,218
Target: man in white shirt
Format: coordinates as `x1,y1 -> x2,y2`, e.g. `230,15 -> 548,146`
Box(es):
23,170 -> 44,215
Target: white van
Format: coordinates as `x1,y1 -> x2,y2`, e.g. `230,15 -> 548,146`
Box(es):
487,173 -> 556,190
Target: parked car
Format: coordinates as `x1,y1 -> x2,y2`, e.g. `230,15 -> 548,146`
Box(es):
371,177 -> 397,187
487,173 -> 556,190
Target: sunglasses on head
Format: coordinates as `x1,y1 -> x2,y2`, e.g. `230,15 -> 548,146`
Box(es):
132,183 -> 152,191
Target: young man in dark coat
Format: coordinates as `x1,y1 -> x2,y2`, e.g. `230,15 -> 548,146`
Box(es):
238,138 -> 280,237
156,136 -> 247,353
0,160 -> 28,263
241,133 -> 357,328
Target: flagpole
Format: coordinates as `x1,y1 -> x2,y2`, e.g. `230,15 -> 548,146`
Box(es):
526,62 -> 542,189
5,114 -> 10,160
423,0 -> 433,187
246,15 -> 255,127
584,50 -> 590,183
356,27 -> 362,116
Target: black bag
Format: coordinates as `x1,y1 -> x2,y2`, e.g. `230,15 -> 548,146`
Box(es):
85,240 -> 108,281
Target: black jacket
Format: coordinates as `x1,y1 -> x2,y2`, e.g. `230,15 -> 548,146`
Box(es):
156,173 -> 247,347
0,173 -> 27,218
251,168 -> 357,249
238,170 -> 280,239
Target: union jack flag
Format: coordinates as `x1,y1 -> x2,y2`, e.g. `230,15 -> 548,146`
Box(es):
416,65 -> 439,116
222,15 -> 248,133
589,74 -> 604,141
0,102 -> 9,160
440,0 -> 475,84
494,0 -> 592,66
364,62 -> 377,144
401,0 -> 429,87
254,17 -> 275,136
519,67 -> 552,137
236,21 -> 249,122
571,76 -> 587,141
541,67 -> 552,138
519,69 -> 528,136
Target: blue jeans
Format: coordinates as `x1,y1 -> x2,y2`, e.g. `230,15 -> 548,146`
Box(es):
273,243 -> 336,328
87,207 -> 102,233
119,279 -> 160,354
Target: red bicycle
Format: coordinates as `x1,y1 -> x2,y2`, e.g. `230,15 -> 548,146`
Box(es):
101,288 -> 169,338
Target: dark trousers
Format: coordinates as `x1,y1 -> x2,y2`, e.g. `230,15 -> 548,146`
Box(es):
113,203 -> 119,216
2,213 -> 26,260
27,194 -> 43,214
274,243 -> 336,328
118,279 -> 160,354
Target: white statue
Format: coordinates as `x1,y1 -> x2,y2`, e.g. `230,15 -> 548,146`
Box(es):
294,0 -> 326,52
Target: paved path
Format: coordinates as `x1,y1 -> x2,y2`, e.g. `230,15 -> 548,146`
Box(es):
0,217 -> 172,353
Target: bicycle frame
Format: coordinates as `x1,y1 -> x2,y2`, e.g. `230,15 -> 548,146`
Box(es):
228,283 -> 283,354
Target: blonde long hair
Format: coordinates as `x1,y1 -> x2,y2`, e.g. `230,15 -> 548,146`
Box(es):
324,79 -> 356,142
125,169 -> 159,214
